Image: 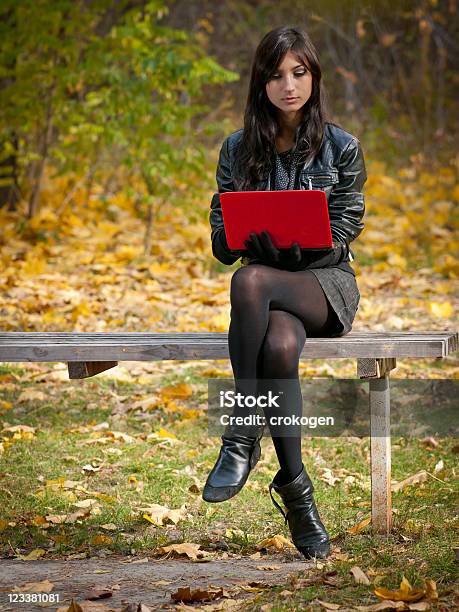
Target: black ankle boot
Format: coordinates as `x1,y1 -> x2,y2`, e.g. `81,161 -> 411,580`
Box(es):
202,426 -> 264,503
269,464 -> 331,559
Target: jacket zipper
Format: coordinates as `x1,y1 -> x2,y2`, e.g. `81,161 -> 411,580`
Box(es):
302,173 -> 335,190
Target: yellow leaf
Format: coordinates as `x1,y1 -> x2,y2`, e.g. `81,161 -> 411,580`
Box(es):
374,576 -> 425,602
59,598 -> 83,612
16,548 -> 46,560
157,427 -> 177,439
91,534 -> 113,545
429,301 -> 453,318
22,257 -> 47,276
424,578 -> 438,601
160,382 -> 193,400
256,534 -> 295,551
71,301 -> 92,321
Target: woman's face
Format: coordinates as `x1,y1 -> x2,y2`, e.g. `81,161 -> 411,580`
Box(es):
265,50 -> 312,116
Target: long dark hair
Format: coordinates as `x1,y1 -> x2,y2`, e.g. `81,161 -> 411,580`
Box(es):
233,25 -> 332,191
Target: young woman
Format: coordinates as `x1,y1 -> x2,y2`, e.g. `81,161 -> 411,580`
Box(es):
203,25 -> 366,560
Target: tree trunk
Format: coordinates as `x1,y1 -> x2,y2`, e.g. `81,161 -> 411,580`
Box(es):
27,96 -> 54,218
0,132 -> 21,211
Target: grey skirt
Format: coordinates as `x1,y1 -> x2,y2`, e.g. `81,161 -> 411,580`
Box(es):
308,267 -> 360,337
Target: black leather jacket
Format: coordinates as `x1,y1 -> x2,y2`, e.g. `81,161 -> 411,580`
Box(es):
209,122 -> 367,275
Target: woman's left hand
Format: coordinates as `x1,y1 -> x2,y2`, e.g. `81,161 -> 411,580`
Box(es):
244,230 -> 281,264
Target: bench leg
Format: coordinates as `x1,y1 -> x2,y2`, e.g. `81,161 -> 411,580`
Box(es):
67,361 -> 118,379
369,377 -> 392,535
357,358 -> 396,536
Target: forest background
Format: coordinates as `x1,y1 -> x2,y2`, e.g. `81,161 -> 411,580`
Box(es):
0,2 -> 458,608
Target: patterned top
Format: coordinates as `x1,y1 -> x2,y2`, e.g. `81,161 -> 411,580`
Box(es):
272,147 -> 302,190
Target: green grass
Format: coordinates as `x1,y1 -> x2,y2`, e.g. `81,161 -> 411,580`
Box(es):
0,364 -> 457,609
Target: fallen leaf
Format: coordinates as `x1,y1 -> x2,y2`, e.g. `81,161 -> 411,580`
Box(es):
256,534 -> 295,551
82,464 -> 101,473
100,523 -> 117,531
2,424 -> 36,433
58,601 -> 113,612
355,601 -> 406,611
429,301 -> 453,318
73,499 -> 100,508
58,600 -> 83,612
391,471 -> 428,493
433,459 -> 444,473
155,542 -> 212,560
84,588 -> 112,600
160,382 -> 193,400
171,585 -> 224,602
316,600 -> 341,610
91,535 -> 113,546
16,390 -> 46,403
347,516 -> 371,534
140,503 -> 188,526
374,576 -> 425,602
424,578 -> 438,601
15,548 -> 46,560
319,468 -> 341,486
46,509 -> 90,524
350,566 -> 371,585
108,430 -> 136,443
13,579 -> 53,592
419,437 -> 438,449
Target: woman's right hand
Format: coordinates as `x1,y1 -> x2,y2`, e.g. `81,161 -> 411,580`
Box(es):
244,231 -> 281,264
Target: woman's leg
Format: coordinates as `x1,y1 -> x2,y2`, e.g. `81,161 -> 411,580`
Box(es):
228,263 -> 338,480
258,310 -> 306,485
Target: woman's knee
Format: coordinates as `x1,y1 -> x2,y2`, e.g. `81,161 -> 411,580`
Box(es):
262,316 -> 304,377
230,264 -> 269,301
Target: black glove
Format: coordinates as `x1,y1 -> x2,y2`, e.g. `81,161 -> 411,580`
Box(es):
277,242 -> 346,271
244,230 -> 281,264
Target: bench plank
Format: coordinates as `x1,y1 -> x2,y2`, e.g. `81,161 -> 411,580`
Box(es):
0,331 -> 457,361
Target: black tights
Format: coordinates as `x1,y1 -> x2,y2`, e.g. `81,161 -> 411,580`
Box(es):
228,264 -> 340,485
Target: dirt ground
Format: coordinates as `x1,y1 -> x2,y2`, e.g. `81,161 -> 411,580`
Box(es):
0,554 -> 311,611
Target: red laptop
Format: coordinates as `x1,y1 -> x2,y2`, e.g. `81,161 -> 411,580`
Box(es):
220,189 -> 333,250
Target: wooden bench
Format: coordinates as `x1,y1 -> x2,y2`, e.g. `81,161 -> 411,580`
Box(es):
0,331 -> 457,536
